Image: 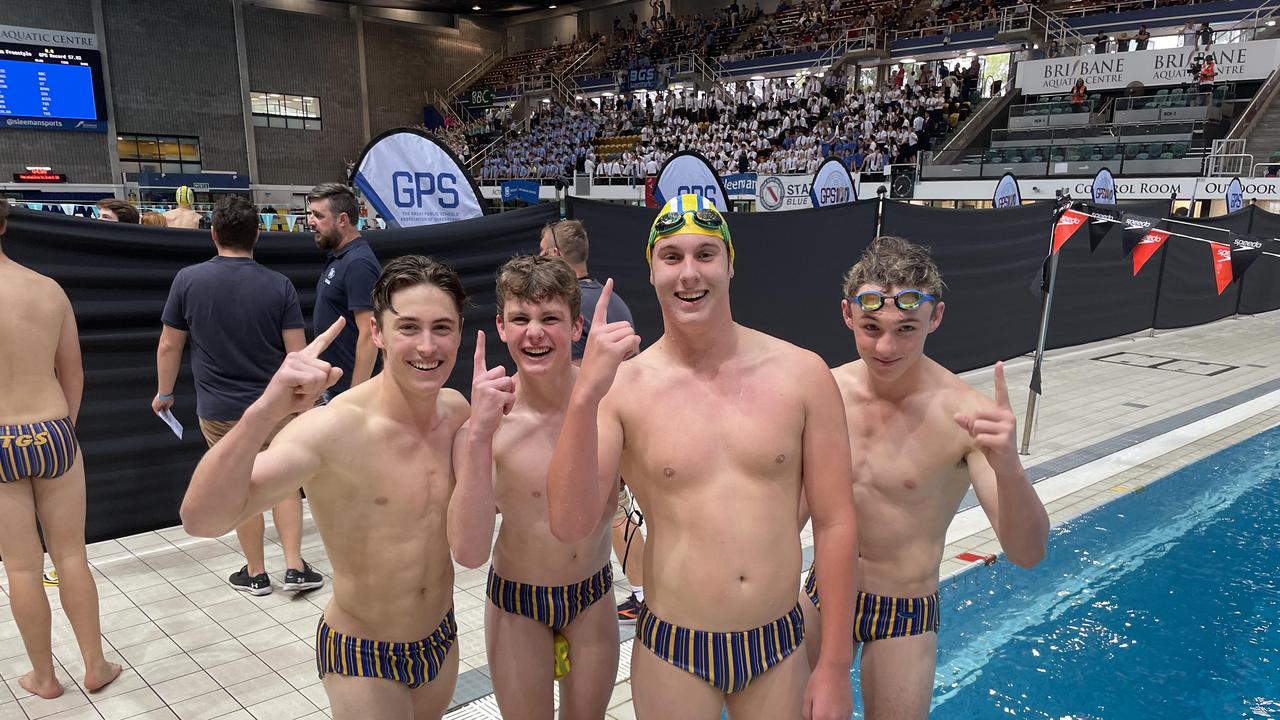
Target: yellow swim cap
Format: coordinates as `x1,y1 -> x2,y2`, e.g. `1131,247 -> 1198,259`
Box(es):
647,193 -> 734,265
176,186 -> 194,207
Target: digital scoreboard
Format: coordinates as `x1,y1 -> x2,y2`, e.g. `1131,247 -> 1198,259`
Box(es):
0,40 -> 106,132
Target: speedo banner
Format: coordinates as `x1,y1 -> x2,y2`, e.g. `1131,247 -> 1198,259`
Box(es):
653,151 -> 729,212
809,158 -> 857,208
352,128 -> 485,228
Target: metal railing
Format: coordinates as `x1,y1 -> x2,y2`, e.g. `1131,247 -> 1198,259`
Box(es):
923,142 -> 1207,176
993,118 -> 1209,145
1228,68 -> 1280,139
445,47 -> 505,100
1207,138 -> 1251,175
563,41 -> 603,78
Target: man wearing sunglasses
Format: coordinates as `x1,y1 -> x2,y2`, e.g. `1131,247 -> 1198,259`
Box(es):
802,235 -> 1048,720
547,194 -> 858,720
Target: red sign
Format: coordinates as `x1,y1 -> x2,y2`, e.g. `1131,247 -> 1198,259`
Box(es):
644,177 -> 658,208
13,170 -> 68,183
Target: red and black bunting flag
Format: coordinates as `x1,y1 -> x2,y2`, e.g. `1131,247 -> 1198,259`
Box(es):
1052,208 -> 1089,255
1210,241 -> 1233,295
1121,215 -> 1158,255
1086,204 -> 1121,253
1131,227 -> 1170,276
1229,233 -> 1266,282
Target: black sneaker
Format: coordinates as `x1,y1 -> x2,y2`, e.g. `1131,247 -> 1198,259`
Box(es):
281,562 -> 324,592
229,566 -> 272,596
617,593 -> 641,625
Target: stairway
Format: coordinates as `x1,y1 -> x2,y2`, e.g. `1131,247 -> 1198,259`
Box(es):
1244,99 -> 1280,171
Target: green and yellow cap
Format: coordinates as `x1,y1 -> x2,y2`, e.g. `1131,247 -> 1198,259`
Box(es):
647,193 -> 734,265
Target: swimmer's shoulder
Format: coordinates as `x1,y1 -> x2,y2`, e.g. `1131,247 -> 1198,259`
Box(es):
436,388 -> 469,432
747,327 -> 835,383
831,359 -> 870,400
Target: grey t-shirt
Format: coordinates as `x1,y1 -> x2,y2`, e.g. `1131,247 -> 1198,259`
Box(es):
574,277 -> 635,361
162,256 -> 304,421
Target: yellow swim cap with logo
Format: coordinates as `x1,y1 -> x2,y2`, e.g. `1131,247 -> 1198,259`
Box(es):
176,186 -> 194,207
646,193 -> 733,265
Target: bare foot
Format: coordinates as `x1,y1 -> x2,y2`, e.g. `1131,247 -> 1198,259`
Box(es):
18,671 -> 63,699
83,660 -> 122,693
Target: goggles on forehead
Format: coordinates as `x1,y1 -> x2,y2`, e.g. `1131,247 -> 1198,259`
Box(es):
849,289 -> 938,312
647,194 -> 735,265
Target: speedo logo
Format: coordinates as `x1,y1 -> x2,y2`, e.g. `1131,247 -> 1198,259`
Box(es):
1126,220 -> 1151,230
1058,215 -> 1083,226
0,432 -> 51,449
1234,239 -> 1263,250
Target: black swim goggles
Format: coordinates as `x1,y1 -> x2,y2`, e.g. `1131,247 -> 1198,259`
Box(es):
849,289 -> 938,312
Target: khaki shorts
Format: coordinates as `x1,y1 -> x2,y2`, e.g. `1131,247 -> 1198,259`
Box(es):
198,415 -> 294,451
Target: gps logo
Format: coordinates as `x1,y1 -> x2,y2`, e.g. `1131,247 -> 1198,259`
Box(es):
393,171 -> 460,209
676,185 -> 718,204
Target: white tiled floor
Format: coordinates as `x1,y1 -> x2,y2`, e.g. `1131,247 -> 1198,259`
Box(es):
0,311 -> 1277,720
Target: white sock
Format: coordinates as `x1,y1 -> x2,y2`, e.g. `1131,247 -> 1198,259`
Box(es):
633,586 -> 644,602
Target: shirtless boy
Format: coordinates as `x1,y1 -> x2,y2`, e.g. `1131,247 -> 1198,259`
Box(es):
182,255 -> 470,720
163,186 -> 204,229
449,255 -> 618,719
804,235 -> 1050,720
0,197 -> 121,699
548,194 -> 859,720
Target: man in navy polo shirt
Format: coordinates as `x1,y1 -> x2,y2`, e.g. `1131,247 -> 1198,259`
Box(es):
154,196 -> 324,596
306,183 -> 381,397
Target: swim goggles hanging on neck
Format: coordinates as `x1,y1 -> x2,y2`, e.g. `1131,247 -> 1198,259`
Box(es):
849,289 -> 938,312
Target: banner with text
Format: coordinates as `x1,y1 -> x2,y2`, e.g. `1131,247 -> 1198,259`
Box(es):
1015,39 -> 1280,95
756,174 -> 814,212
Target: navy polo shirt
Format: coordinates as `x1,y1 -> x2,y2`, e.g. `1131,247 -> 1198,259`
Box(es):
162,257 -> 305,421
314,237 -> 381,395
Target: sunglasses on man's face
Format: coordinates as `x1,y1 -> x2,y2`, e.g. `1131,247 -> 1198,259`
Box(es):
848,289 -> 938,312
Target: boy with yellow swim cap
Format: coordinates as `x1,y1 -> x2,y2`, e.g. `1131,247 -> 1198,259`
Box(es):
548,194 -> 860,720
163,185 -> 205,229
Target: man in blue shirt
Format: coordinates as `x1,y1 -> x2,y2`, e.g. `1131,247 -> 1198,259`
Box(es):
154,196 -> 323,596
538,219 -> 647,625
307,183 -> 381,397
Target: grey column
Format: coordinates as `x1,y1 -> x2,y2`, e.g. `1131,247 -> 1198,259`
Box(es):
354,6 -> 372,143
90,0 -> 123,194
233,0 -> 260,182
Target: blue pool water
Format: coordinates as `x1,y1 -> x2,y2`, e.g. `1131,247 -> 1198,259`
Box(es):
925,426 -> 1280,719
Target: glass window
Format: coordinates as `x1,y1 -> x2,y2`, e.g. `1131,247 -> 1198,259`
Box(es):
179,140 -> 200,162
134,137 -> 160,160
116,137 -> 138,159
160,139 -> 183,161
252,91 -> 322,130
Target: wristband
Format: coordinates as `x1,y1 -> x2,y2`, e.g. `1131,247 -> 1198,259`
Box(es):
157,393 -> 174,401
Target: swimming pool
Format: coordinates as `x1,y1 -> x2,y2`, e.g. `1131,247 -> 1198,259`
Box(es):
924,425 -> 1279,719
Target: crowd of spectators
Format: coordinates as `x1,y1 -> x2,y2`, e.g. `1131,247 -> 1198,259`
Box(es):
478,63 -> 973,181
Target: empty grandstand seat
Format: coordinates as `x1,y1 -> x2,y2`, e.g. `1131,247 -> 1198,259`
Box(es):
1172,143 -> 1188,158
1109,146 -> 1124,161
1030,147 -> 1046,162
1158,143 -> 1174,159
1051,147 -> 1066,161
1066,148 -> 1083,162
985,149 -> 1004,163
1124,143 -> 1141,159
1136,144 -> 1152,160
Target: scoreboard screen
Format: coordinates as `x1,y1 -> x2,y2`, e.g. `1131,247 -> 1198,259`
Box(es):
0,41 -> 106,130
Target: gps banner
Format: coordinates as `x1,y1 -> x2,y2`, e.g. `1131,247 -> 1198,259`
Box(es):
809,158 -> 857,208
352,128 -> 485,228
756,174 -> 813,212
1015,39 -> 1280,94
654,151 -> 729,212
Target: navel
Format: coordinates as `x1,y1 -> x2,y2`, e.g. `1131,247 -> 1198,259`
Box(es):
374,496 -> 389,506
532,490 -> 542,498
663,467 -> 676,477
774,454 -> 786,464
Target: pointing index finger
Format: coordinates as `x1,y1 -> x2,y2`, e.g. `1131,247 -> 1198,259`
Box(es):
994,361 -> 1011,409
593,278 -> 615,327
300,317 -> 345,359
474,330 -> 488,380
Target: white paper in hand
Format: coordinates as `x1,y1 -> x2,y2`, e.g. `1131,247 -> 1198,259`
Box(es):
156,409 -> 184,439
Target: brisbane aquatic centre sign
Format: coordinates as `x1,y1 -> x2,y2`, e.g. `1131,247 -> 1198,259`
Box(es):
1016,39 -> 1280,94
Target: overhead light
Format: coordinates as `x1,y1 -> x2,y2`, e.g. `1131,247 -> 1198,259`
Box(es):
575,95 -> 583,99
549,3 -> 556,7
541,98 -> 550,103
602,91 -> 614,97
1032,44 -> 1039,49
750,74 -> 765,80
901,58 -> 915,64
1269,19 -> 1276,25
670,83 -> 683,89
472,4 -> 480,9
966,51 -> 975,57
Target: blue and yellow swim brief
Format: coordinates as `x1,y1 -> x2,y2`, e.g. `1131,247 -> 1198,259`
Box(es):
486,563 -> 613,632
315,609 -> 457,689
804,567 -> 940,643
636,601 -> 806,694
0,418 -> 78,484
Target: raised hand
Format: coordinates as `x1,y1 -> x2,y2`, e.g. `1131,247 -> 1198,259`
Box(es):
578,279 -> 641,402
469,330 -> 516,436
260,317 -> 347,417
954,360 -> 1020,475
